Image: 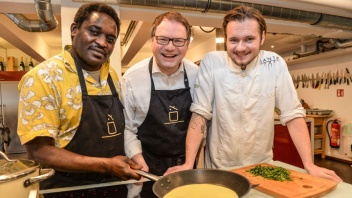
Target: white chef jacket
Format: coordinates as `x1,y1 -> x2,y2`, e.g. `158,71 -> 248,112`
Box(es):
121,57 -> 199,158
191,50 -> 305,169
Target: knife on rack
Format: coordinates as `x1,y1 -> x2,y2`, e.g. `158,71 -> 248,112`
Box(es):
346,68 -> 351,85
295,75 -> 299,89
318,72 -> 324,90
329,71 -> 333,86
315,73 -> 320,89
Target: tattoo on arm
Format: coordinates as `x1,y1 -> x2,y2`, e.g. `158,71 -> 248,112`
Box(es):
190,113 -> 207,134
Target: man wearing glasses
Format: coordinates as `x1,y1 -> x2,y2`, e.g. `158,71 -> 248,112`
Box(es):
121,11 -> 198,197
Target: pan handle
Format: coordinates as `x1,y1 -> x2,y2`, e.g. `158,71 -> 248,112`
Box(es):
24,168 -> 55,187
251,183 -> 260,189
134,170 -> 160,182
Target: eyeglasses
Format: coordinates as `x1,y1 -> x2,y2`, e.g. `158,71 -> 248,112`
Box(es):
154,36 -> 188,47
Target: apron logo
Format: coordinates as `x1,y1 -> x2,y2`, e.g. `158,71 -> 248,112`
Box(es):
102,114 -> 121,138
165,106 -> 185,125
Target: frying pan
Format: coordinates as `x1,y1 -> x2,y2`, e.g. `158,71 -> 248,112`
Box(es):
135,169 -> 256,197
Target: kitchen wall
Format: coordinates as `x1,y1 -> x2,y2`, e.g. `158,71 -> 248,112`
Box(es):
289,53 -> 352,161
0,48 -> 50,69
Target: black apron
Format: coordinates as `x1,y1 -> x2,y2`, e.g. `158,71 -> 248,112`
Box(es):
41,59 -> 126,191
138,58 -> 193,174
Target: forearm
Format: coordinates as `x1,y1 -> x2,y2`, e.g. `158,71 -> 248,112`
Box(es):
26,137 -> 111,174
287,117 -> 314,169
184,113 -> 207,168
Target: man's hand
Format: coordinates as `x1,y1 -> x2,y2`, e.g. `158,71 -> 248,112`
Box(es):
306,164 -> 342,182
131,153 -> 149,172
163,164 -> 193,176
108,156 -> 142,180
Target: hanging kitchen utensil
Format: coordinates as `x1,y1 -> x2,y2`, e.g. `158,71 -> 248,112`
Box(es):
324,72 -> 329,89
311,73 -> 315,89
302,74 -> 305,88
329,70 -> 333,86
318,72 -> 324,90
315,73 -> 320,89
346,68 -> 351,85
296,75 -> 300,89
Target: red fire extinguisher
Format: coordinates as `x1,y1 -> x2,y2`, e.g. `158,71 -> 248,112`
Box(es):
326,119 -> 341,148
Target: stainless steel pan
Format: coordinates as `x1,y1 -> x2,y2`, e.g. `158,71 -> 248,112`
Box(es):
136,169 -> 256,197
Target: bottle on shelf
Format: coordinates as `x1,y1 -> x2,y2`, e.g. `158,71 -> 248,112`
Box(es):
29,57 -> 34,69
19,57 -> 25,71
0,57 -> 4,71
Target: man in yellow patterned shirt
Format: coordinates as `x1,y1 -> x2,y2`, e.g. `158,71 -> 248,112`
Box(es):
17,2 -> 142,190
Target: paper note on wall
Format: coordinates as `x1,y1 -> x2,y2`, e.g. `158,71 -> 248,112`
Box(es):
343,123 -> 352,136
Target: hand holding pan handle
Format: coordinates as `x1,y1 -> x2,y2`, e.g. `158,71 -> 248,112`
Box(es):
134,170 -> 160,182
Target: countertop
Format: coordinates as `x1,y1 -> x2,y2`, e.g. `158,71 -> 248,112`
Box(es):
40,160 -> 352,197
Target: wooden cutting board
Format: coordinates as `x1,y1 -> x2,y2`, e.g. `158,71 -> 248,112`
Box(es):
231,163 -> 338,198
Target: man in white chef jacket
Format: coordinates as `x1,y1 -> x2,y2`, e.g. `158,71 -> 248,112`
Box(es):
165,5 -> 342,183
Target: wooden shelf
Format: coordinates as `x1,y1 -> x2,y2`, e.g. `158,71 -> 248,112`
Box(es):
314,134 -> 323,139
306,114 -> 332,159
0,71 -> 27,81
314,149 -> 323,154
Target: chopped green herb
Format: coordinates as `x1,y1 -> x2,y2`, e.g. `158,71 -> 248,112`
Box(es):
246,165 -> 293,182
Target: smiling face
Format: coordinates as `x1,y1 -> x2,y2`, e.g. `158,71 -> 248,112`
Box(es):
151,18 -> 189,76
226,18 -> 265,69
71,11 -> 118,71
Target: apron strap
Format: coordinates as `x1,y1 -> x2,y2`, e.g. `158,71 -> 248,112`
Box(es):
148,57 -> 189,91
74,54 -> 117,97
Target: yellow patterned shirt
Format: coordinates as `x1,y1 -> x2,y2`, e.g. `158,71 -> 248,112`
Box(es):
17,45 -> 121,148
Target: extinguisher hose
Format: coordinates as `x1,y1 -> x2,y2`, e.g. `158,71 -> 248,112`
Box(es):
326,120 -> 333,146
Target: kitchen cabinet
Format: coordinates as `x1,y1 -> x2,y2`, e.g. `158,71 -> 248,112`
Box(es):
305,114 -> 332,158
0,71 -> 27,81
273,119 -> 314,168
